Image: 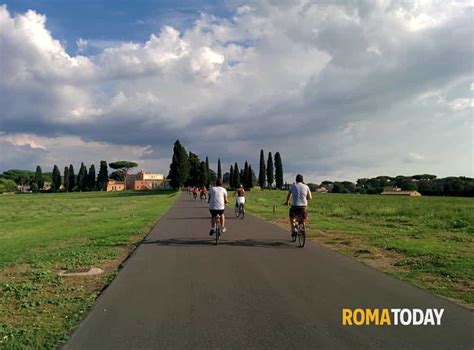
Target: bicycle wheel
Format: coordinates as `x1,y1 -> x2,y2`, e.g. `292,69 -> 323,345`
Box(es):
239,204 -> 245,219
298,224 -> 305,248
234,205 -> 240,218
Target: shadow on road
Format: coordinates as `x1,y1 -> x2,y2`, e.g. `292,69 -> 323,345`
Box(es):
144,238 -> 297,249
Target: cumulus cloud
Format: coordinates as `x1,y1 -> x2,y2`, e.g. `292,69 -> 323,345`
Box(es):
0,1 -> 472,181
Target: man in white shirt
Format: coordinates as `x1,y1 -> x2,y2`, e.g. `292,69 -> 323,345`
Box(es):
208,179 -> 228,235
284,174 -> 312,238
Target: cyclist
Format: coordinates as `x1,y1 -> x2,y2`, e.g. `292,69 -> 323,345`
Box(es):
284,174 -> 312,239
235,184 -> 246,214
208,179 -> 228,235
192,186 -> 199,199
200,185 -> 207,200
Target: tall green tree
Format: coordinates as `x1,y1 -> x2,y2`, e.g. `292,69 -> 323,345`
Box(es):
266,152 -> 274,189
186,152 -> 201,186
77,162 -> 88,191
217,158 -> 222,181
205,156 -> 210,187
274,152 -> 283,189
52,165 -> 61,192
233,163 -> 240,189
168,140 -> 189,189
87,164 -> 96,191
33,165 -> 44,192
243,161 -> 249,188
248,165 -> 255,188
258,149 -> 266,189
97,161 -> 108,191
64,166 -> 70,192
68,164 -> 76,192
109,161 -> 138,190
199,161 -> 208,187
229,165 -> 234,188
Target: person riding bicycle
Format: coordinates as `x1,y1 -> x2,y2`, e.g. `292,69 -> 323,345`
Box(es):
208,179 -> 228,235
235,184 -> 246,213
200,185 -> 208,199
192,186 -> 199,199
284,174 -> 312,239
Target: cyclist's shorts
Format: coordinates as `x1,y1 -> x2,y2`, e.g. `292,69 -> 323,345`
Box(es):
236,197 -> 245,205
209,209 -> 225,217
289,206 -> 307,220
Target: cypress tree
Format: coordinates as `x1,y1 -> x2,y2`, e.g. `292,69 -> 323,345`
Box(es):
199,161 -> 207,187
258,149 -> 266,190
243,161 -> 249,188
248,164 -> 254,188
233,163 -> 240,189
217,158 -> 222,181
168,140 -> 189,189
205,156 -> 210,187
68,164 -> 76,192
77,162 -> 88,192
229,165 -> 234,188
33,165 -> 44,192
64,166 -> 70,192
97,161 -> 108,191
267,152 -> 274,189
88,164 -> 96,191
52,165 -> 61,192
274,152 -> 284,189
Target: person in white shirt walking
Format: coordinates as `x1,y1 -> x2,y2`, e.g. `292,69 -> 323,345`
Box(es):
208,179 -> 228,235
284,174 -> 312,239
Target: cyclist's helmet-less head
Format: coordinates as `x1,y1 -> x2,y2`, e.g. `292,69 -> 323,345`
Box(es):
296,174 -> 304,183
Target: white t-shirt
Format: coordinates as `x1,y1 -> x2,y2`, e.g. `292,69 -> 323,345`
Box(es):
209,186 -> 228,210
289,182 -> 311,207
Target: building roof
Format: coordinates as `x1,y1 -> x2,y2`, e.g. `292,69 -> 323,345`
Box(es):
381,190 -> 421,195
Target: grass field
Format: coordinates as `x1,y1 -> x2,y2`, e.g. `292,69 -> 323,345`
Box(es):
244,191 -> 474,307
0,190 -> 177,349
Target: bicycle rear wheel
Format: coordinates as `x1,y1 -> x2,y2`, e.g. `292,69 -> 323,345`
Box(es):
297,224 -> 305,248
239,204 -> 245,219
234,206 -> 240,218
215,221 -> 220,245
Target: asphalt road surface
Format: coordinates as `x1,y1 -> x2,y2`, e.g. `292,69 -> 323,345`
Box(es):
64,193 -> 473,349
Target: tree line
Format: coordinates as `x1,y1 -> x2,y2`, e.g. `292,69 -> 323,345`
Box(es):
308,175 -> 474,197
0,161 -> 138,193
167,140 -> 284,190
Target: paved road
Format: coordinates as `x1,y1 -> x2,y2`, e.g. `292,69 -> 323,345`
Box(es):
64,193 -> 473,349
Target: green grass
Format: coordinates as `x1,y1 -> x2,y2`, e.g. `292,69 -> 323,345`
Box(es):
0,190 -> 177,349
244,190 -> 474,306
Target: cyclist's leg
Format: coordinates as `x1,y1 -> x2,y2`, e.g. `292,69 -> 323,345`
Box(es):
289,207 -> 295,233
219,210 -> 226,231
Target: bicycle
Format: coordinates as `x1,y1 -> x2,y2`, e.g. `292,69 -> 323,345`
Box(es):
234,202 -> 245,219
291,213 -> 306,248
213,214 -> 221,245
200,192 -> 207,200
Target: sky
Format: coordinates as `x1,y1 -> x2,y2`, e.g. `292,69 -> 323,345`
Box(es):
0,0 -> 472,183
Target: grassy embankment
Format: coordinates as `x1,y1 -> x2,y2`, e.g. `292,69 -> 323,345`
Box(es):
0,190 -> 178,349
245,191 -> 473,307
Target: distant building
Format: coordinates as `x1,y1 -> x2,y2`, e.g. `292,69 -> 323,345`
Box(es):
17,185 -> 31,193
127,170 -> 165,190
316,187 -> 328,193
381,189 -> 422,196
106,180 -> 125,192
42,182 -> 52,191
